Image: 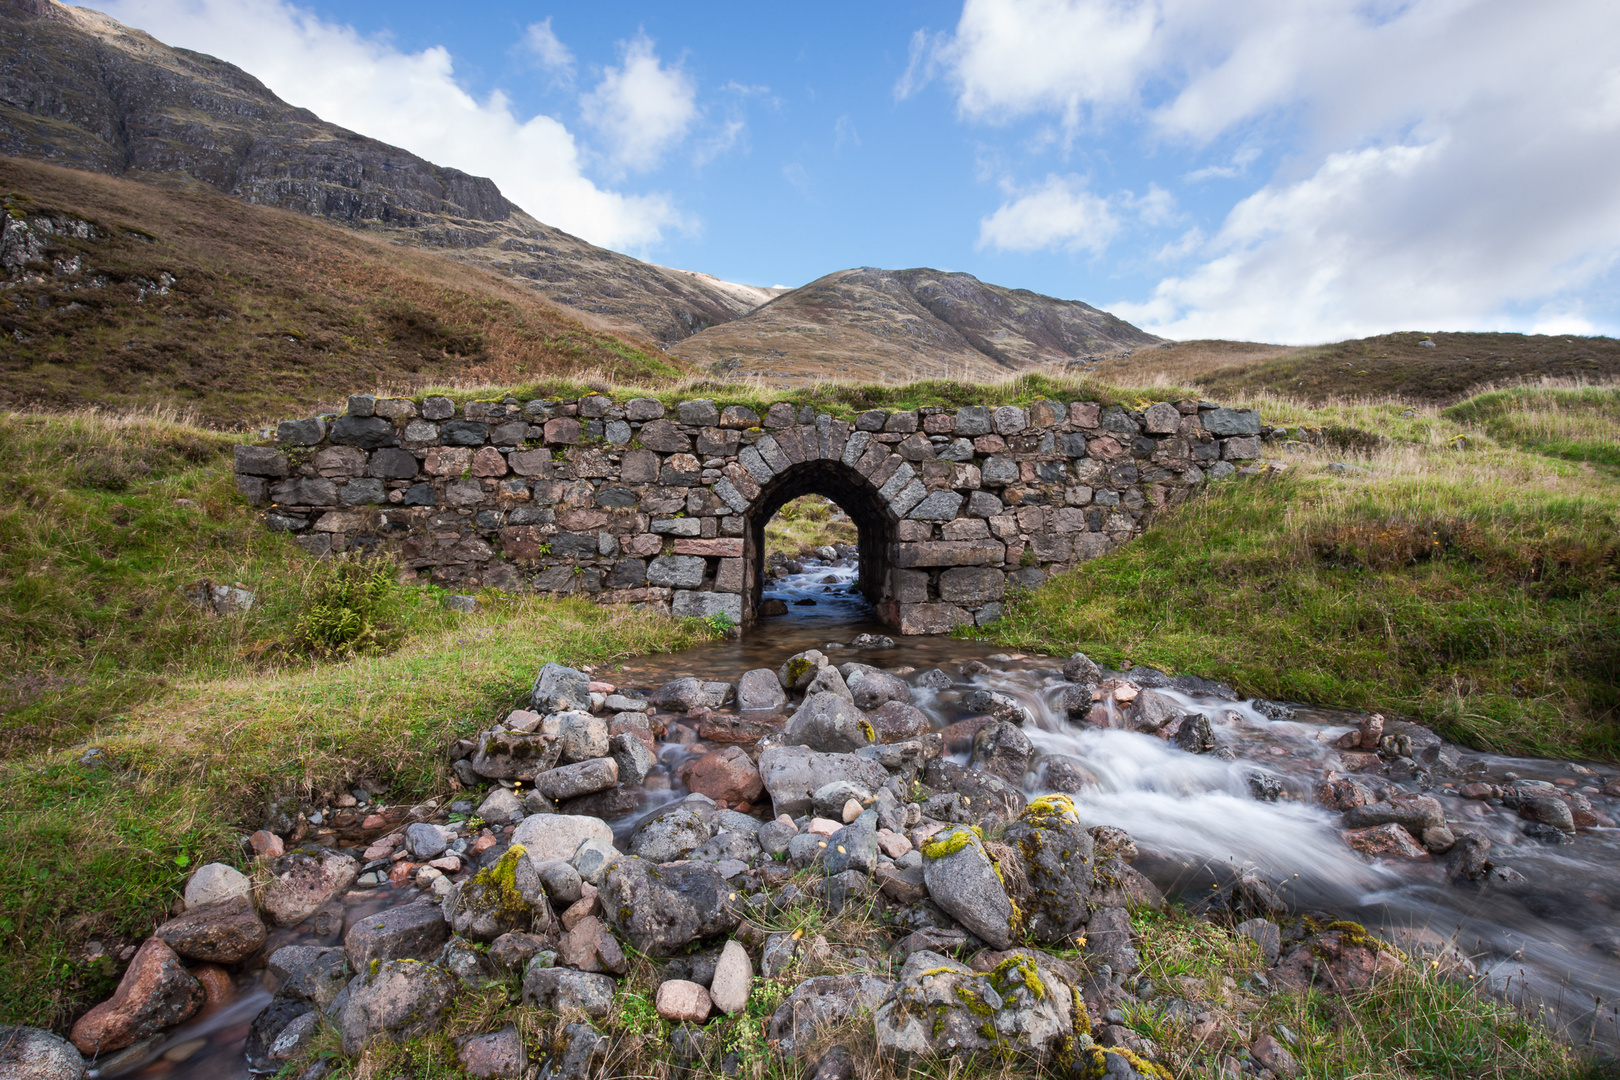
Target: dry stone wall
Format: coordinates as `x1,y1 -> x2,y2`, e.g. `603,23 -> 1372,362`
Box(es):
234,392 -> 1268,633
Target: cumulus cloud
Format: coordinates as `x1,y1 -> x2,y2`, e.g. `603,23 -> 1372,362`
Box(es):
919,0 -> 1620,340
978,176 -> 1175,254
94,0 -> 687,249
580,32 -> 698,175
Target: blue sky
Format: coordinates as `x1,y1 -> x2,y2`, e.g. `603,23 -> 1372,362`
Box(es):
94,0 -> 1620,343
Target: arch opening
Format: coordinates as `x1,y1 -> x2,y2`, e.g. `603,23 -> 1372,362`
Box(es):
743,459 -> 898,629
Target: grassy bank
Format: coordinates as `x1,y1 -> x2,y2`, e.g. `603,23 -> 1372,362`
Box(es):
985,386 -> 1620,761
0,409 -> 716,1025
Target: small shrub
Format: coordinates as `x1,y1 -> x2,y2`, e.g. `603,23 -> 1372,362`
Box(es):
294,558 -> 408,657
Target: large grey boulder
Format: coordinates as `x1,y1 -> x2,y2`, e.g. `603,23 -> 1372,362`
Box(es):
598,857 -> 740,956
783,692 -> 874,753
339,960 -> 456,1054
260,849 -> 359,927
448,846 -> 552,942
766,973 -> 895,1056
344,901 -> 449,970
555,712 -> 610,763
970,721 -> 1034,784
921,826 -> 1015,949
803,664 -> 853,701
649,677 -> 732,712
1201,408 -> 1263,436
532,663 -> 592,713
736,668 -> 788,715
511,814 -> 614,863
470,730 -> 562,781
629,802 -> 715,862
521,966 -> 617,1019
868,701 -> 930,743
1343,794 -> 1447,836
873,950 -> 1075,1061
839,665 -> 911,711
1002,796 -> 1094,943
960,689 -> 1034,727
610,732 -> 657,786
268,945 -> 349,1007
757,745 -> 890,819
532,758 -> 619,801
0,1025 -> 85,1080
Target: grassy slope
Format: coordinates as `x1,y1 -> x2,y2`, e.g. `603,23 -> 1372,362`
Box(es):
0,410 -> 716,1025
985,387 -> 1620,760
1102,332 -> 1620,404
0,157 -> 682,426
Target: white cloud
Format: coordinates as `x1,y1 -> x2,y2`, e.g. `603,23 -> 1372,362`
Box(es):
92,0 -> 686,250
921,0 -> 1620,340
522,17 -> 575,87
580,32 -> 698,175
978,175 -> 1176,254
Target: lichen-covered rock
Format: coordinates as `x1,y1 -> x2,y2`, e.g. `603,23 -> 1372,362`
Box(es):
260,848 -> 359,927
153,895 -> 266,963
521,966 -> 616,1019
510,814 -> 614,863
599,856 -> 740,956
339,959 -> 456,1054
868,700 -> 930,743
344,900 -> 450,969
448,844 -> 552,941
767,973 -> 895,1056
777,649 -> 830,691
629,801 -> 715,862
0,1025 -> 85,1080
1084,906 -> 1138,976
532,662 -> 592,714
69,938 -> 204,1055
470,730 -> 563,781
921,826 -> 1015,949
1002,795 -> 1093,944
873,950 -> 1074,1060
783,692 -> 875,753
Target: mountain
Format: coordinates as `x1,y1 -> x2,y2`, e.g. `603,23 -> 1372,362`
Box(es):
0,0 -> 765,344
0,156 -> 681,423
669,266 -> 1162,383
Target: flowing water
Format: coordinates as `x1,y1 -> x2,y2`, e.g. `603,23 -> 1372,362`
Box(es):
109,558 -> 1620,1077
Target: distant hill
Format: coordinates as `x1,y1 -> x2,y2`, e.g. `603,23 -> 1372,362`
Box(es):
0,157 -> 682,424
0,0 -> 769,344
1098,333 -> 1620,404
670,266 -> 1162,384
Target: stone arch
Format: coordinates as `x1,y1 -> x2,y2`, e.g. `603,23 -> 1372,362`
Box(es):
742,459 -> 898,627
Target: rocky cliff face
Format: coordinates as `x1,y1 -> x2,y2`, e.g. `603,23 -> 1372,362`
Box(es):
669,267 -> 1163,383
0,0 -> 766,344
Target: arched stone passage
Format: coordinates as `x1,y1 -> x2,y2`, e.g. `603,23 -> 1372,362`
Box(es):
743,459 -> 898,627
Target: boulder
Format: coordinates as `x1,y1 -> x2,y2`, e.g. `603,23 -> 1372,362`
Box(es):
686,746 -> 765,806
921,826 -> 1015,949
182,862 -> 253,910
532,663 -> 592,714
511,814 -> 615,863
244,999 -> 315,1075
339,959 -> 456,1054
783,692 -> 875,753
709,940 -> 752,1015
1085,906 -> 1139,975
470,730 -> 563,781
804,664 -> 853,701
609,732 -> 657,787
970,720 -> 1034,783
840,666 -> 911,711
736,669 -> 788,715
476,787 -> 525,826
557,916 -> 628,975
448,845 -> 552,942
599,857 -> 740,955
153,895 -> 265,963
556,713 -> 611,764
1343,794 -> 1446,838
650,677 -> 733,712
267,945 -> 349,1007
69,938 -> 204,1055
629,802 -> 714,862
1344,823 -> 1429,859
1063,652 -> 1102,685
873,950 -> 1074,1061
344,901 -> 450,969
960,689 -> 1034,726
457,1024 -> 527,1079
543,1022 -> 608,1080
757,745 -> 890,819
521,965 -> 617,1019
777,649 -> 830,691
533,758 -> 620,801
405,822 -> 449,860
823,810 -> 881,876
868,701 -> 930,743
766,973 -> 895,1056
1001,795 -> 1093,943
655,980 -> 712,1023
1172,713 -> 1216,754
0,1025 -> 85,1080
1125,688 -> 1180,733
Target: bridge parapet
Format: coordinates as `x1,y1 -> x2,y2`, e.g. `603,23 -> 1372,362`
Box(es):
234,392 -> 1267,632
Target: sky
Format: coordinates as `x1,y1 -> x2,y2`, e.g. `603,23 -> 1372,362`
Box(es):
91,0 -> 1620,344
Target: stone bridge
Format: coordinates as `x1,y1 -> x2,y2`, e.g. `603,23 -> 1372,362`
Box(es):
233,392 -> 1268,633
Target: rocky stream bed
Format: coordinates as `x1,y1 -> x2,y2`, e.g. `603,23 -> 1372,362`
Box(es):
5,558 -> 1619,1080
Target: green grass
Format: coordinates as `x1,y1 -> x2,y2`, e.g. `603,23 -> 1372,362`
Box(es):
1446,386 -> 1620,468
764,495 -> 858,561
0,409 -> 718,1026
981,390 -> 1620,761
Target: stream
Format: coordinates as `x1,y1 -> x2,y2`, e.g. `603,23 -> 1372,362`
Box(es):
104,558 -> 1620,1077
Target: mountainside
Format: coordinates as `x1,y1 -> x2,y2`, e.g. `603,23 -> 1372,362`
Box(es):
669,266 -> 1162,383
0,0 -> 765,343
0,156 -> 683,424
